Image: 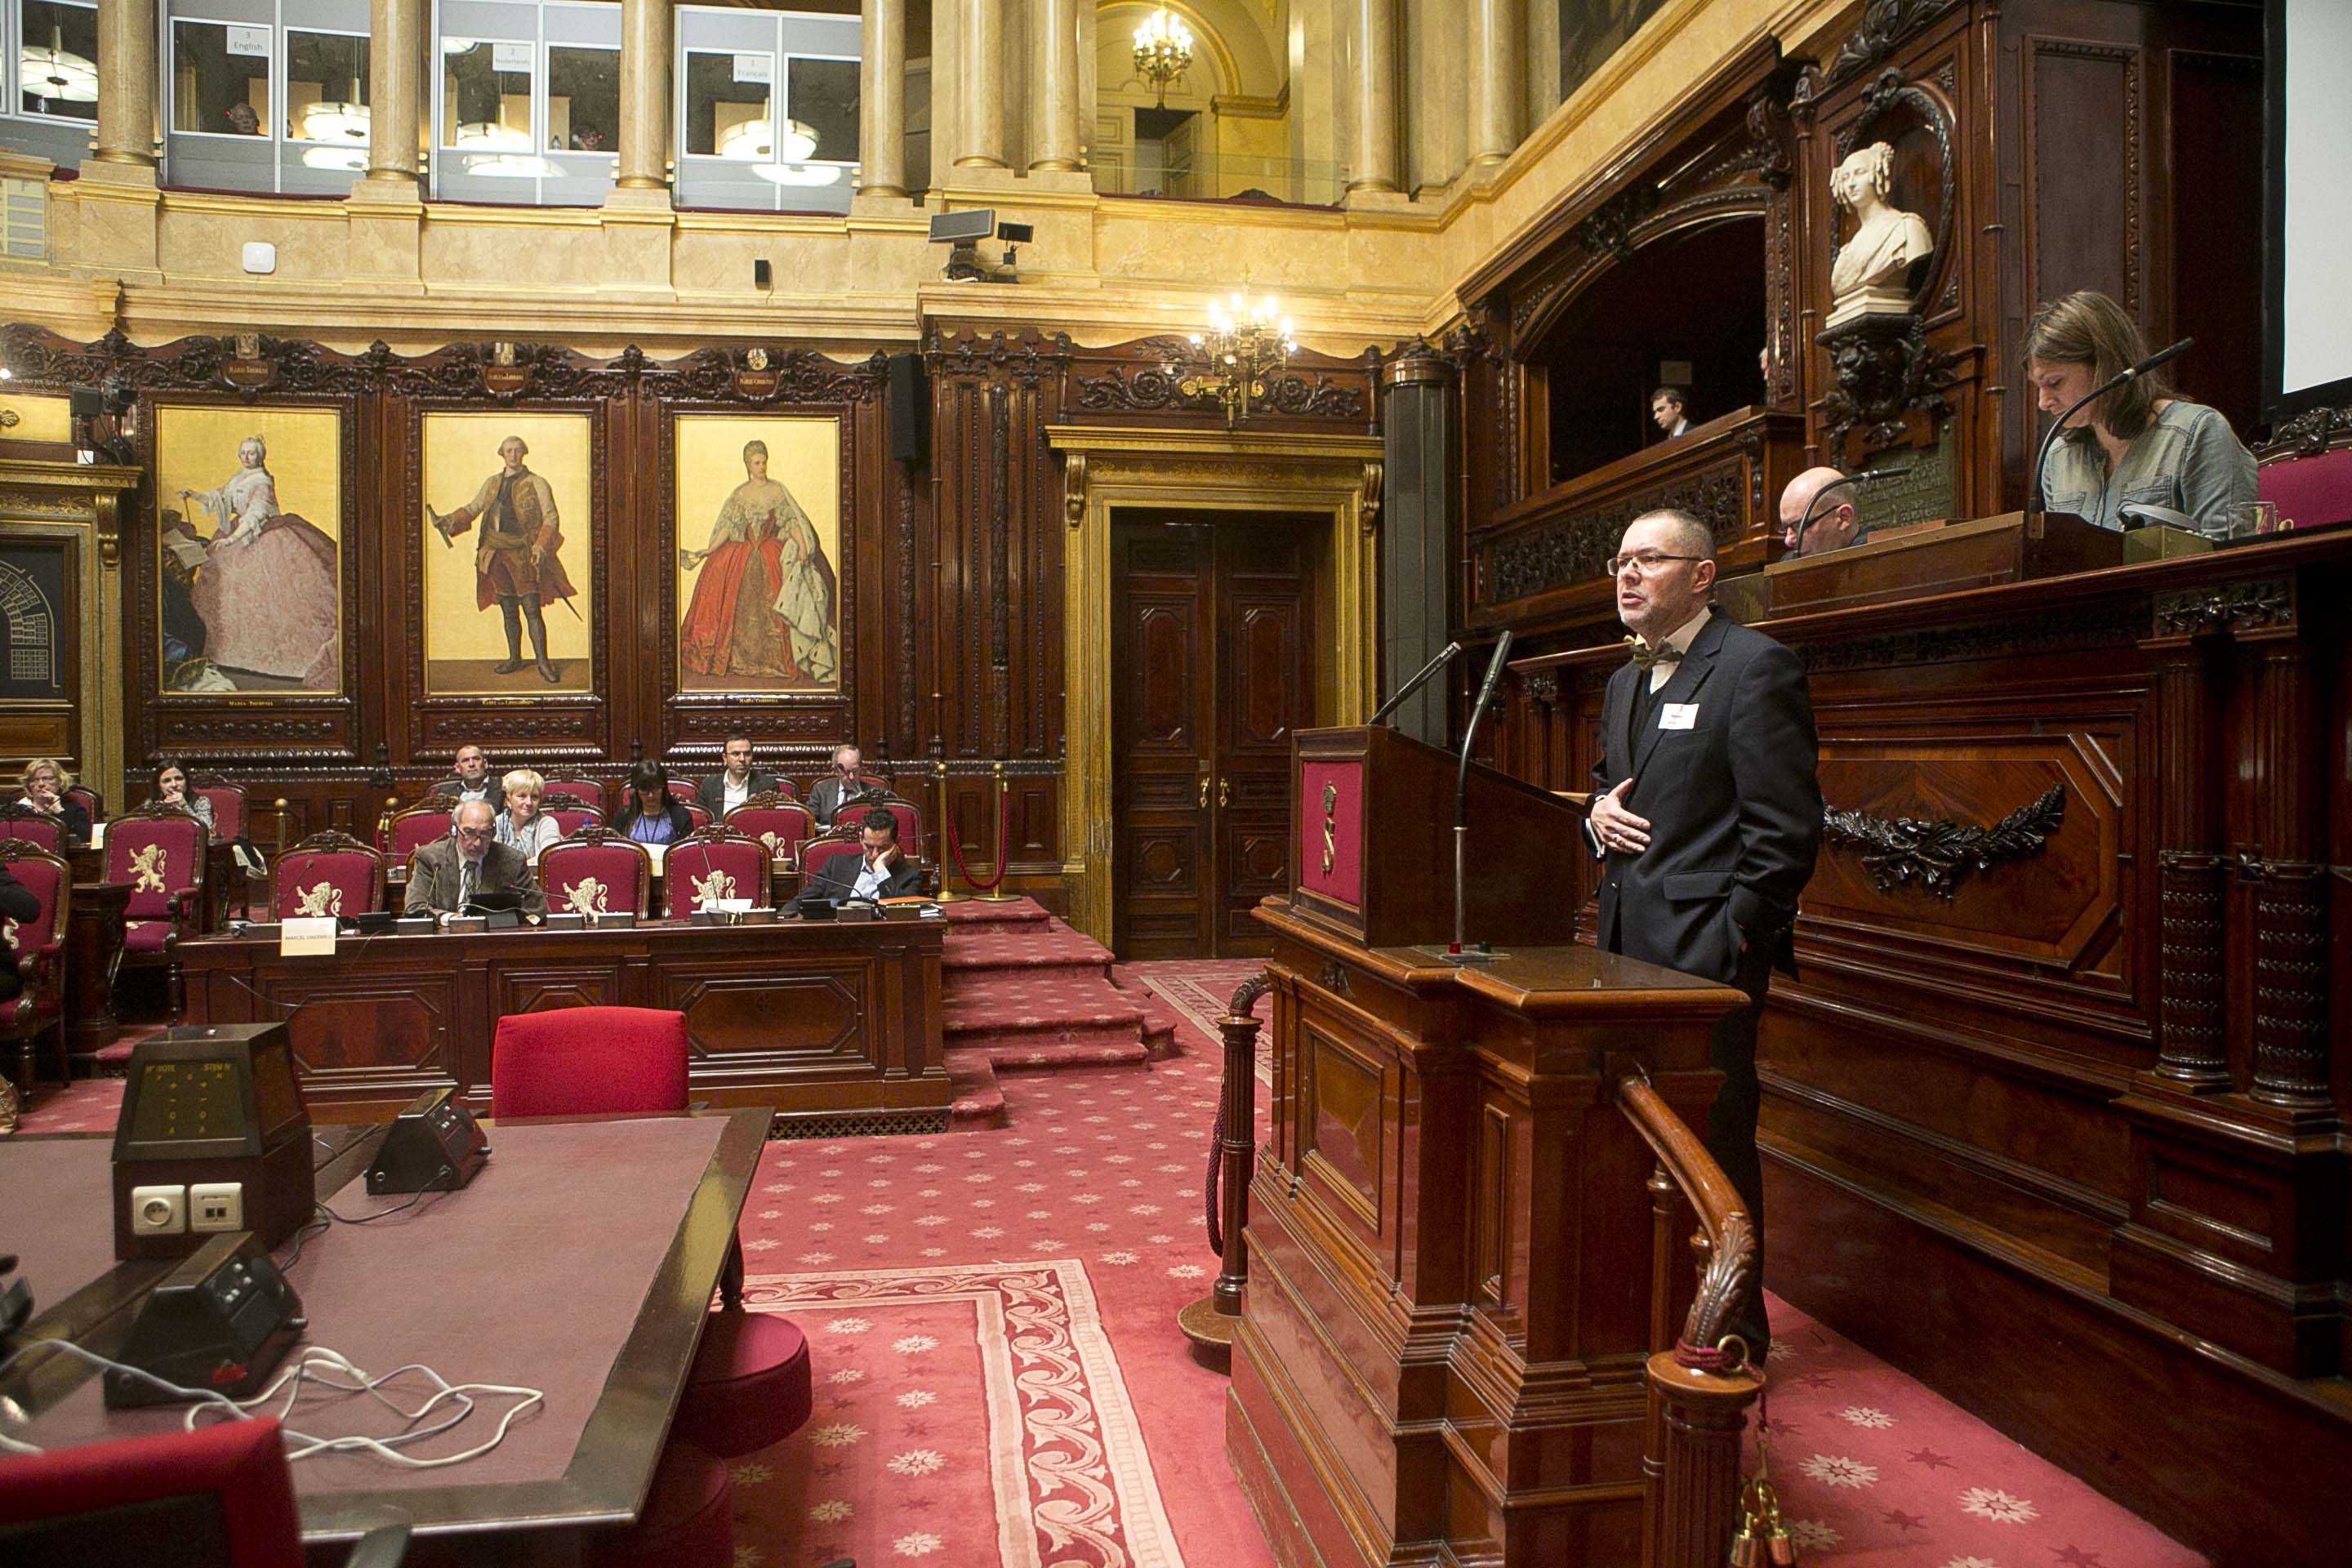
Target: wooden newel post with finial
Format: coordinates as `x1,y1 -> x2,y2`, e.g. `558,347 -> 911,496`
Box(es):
1178,969 -> 1272,1356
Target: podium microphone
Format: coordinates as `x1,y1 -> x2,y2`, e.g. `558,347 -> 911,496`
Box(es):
2029,336 -> 2192,518
1369,641 -> 1462,727
1449,630 -> 1514,958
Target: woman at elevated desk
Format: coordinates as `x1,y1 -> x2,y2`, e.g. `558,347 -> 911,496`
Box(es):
614,763 -> 694,846
2025,288 -> 2256,534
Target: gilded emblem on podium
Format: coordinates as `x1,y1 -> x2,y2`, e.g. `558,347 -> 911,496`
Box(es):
1321,782 -> 1338,875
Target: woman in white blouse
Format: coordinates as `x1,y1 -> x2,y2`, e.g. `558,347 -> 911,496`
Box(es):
494,768 -> 563,863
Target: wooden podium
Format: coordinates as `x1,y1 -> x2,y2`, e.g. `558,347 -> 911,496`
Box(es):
1231,725 -> 1750,1566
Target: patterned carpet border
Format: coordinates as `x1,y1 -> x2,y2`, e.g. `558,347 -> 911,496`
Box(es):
745,1259 -> 1188,1568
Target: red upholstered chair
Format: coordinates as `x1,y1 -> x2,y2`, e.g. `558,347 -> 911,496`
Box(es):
0,1414 -> 409,1568
270,831 -> 385,920
721,793 -> 815,866
665,777 -> 702,805
63,782 -> 102,824
540,774 -> 611,815
538,826 -> 653,918
0,802 -> 64,852
797,832 -> 864,889
388,802 -> 455,862
105,804 -> 209,1018
2256,421 -> 2352,532
681,802 -> 713,830
539,793 -> 605,836
189,773 -> 247,842
860,794 -> 920,851
663,826 -> 773,917
0,839 -> 69,1091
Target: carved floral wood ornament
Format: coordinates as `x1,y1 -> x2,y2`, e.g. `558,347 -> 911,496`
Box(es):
1822,783 -> 2065,898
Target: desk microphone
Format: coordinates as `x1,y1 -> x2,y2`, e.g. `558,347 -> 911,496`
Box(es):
1788,464 -> 1913,556
1369,641 -> 1461,726
2028,336 -> 2193,517
1449,630 -> 1514,956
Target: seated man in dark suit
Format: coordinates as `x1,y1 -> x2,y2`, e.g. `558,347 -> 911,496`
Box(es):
0,860 -> 42,1002
804,745 -> 875,828
429,744 -> 497,804
695,733 -> 781,817
787,808 -> 920,914
407,799 -> 547,919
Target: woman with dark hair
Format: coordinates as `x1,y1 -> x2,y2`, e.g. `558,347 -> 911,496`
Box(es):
147,758 -> 216,840
2024,289 -> 2256,533
612,763 -> 693,846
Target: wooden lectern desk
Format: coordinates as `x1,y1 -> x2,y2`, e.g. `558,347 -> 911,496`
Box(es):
1232,725 -> 1748,1566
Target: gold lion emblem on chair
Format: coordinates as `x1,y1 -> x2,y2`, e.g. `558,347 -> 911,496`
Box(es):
759,831 -> 781,853
564,877 -> 610,915
2,917 -> 16,951
292,881 -> 344,918
129,843 -> 168,894
690,868 -> 737,906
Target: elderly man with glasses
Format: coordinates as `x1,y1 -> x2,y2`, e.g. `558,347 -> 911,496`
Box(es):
406,798 -> 547,920
1583,506 -> 1821,1365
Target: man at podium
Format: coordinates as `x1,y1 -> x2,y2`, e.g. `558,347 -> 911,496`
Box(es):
1586,507 -> 1823,1356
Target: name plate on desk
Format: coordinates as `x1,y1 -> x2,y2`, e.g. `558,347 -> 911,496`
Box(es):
545,911 -> 639,931
690,906 -> 777,926
1766,509 -> 2123,617
279,916 -> 336,956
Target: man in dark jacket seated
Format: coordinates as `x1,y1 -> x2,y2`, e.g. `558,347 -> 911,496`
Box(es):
787,808 -> 920,915
407,800 -> 547,919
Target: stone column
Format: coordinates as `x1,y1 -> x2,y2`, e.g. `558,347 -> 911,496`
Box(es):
1465,0 -> 1522,167
1030,0 -> 1078,172
364,0 -> 423,183
1348,0 -> 1399,194
93,0 -> 157,166
617,0 -> 674,189
858,0 -> 908,195
953,0 -> 1007,168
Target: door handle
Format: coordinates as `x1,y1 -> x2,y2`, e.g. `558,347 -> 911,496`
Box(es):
1198,775 -> 1210,809
1218,777 -> 1230,808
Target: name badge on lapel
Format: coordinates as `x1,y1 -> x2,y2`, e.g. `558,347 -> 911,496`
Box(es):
1659,703 -> 1699,730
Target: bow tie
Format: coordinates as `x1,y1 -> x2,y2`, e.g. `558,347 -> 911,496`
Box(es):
1625,636 -> 1683,671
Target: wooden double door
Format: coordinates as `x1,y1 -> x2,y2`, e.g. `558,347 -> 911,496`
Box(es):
1111,513 -> 1318,959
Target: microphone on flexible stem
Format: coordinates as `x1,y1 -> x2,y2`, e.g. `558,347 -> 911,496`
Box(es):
1449,630 -> 1514,957
1787,464 -> 1913,557
1368,641 -> 1462,726
2028,337 -> 2192,519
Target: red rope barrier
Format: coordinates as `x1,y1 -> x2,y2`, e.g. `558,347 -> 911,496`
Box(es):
942,789 -> 1013,892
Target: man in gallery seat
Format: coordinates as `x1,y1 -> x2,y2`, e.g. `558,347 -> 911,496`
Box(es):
407,799 -> 547,920
1779,466 -> 1873,557
1585,506 -> 1823,1358
696,733 -> 782,817
804,746 -> 881,828
429,744 -> 497,804
787,808 -> 920,914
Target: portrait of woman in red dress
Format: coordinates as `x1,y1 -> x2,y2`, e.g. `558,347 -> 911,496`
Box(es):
679,439 -> 814,681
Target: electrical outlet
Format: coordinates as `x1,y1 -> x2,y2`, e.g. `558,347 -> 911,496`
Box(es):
130,1184 -> 187,1236
189,1182 -> 245,1234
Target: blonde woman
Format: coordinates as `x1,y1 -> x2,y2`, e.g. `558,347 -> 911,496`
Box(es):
17,758 -> 91,844
494,768 -> 563,863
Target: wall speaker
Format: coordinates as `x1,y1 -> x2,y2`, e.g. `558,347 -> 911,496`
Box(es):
888,352 -> 929,466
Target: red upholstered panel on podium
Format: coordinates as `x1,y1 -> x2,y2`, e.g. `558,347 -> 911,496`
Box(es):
1298,760 -> 1363,907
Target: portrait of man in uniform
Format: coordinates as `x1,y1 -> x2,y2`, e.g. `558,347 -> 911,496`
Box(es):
419,413 -> 595,694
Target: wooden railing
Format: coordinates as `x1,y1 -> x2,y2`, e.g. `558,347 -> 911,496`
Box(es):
1613,1067 -> 1766,1568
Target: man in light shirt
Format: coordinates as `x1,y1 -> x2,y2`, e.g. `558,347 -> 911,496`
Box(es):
696,734 -> 782,819
430,745 -> 496,804
788,808 -> 920,913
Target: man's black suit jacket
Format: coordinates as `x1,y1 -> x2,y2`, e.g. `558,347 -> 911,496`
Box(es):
695,770 -> 782,817
786,849 -> 920,913
1588,609 -> 1821,987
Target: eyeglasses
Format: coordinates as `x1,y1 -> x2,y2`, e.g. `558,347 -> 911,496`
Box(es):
1605,551 -> 1706,578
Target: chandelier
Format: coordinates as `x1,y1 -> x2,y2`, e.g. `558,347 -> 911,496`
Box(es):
1172,289 -> 1295,430
1132,9 -> 1193,108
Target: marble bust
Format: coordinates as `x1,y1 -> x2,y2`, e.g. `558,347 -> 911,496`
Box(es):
1826,141 -> 1935,329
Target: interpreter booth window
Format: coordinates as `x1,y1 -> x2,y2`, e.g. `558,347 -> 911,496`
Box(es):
434,0 -> 617,206
1,0 -> 98,169
675,6 -> 858,215
161,0 -> 372,196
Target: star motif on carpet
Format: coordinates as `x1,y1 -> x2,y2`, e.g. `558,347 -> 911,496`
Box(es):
893,1334 -> 939,1353
892,1530 -> 944,1557
887,1449 -> 946,1477
896,1389 -> 937,1408
1839,1405 -> 1895,1428
1800,1454 -> 1879,1489
2054,1548 -> 2106,1566
1881,1507 -> 1926,1530
1788,1519 -> 1841,1548
1908,1446 -> 1957,1469
809,1423 -> 866,1448
1960,1486 -> 2040,1523
826,1317 -> 872,1334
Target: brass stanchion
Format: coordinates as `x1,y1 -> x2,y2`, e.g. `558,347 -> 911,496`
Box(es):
931,760 -> 967,902
976,760 -> 1021,902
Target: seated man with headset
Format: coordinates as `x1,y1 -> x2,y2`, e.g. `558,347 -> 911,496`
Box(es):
787,807 -> 920,915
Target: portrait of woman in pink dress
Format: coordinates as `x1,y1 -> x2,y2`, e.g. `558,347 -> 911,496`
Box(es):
679,439 -> 835,686
169,434 -> 340,690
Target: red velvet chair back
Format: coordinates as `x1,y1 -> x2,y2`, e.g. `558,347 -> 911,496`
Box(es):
2256,443 -> 2352,532
665,777 -> 702,804
0,839 -> 69,956
63,782 -> 101,822
683,802 -> 714,830
836,795 -> 920,852
0,1414 -> 305,1568
491,1005 -> 690,1119
270,831 -> 385,920
538,794 -> 604,836
722,795 -> 814,863
663,826 -> 773,917
0,803 -> 63,851
389,804 -> 455,861
104,807 -> 207,923
798,835 -> 864,887
539,826 -> 653,916
539,775 -> 609,814
190,776 -> 247,841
